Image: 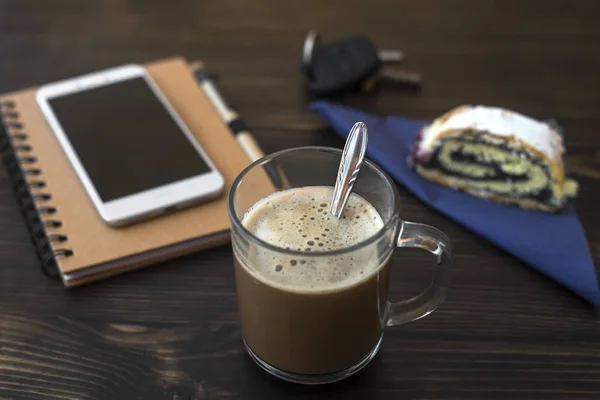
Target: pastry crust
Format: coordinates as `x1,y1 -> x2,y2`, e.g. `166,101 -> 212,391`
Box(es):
418,105 -> 565,162
414,105 -> 568,196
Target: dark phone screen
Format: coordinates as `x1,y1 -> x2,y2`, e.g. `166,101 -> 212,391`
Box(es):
48,77 -> 211,202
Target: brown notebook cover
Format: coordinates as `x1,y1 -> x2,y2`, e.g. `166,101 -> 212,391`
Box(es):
0,56 -> 268,287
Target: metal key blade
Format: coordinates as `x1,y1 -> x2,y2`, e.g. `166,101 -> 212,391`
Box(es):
379,65 -> 422,87
330,122 -> 369,218
378,49 -> 405,63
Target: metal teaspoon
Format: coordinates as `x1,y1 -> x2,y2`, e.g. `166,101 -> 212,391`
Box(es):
329,121 -> 368,218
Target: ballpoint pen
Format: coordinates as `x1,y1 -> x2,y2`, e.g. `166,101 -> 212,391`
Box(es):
191,62 -> 285,189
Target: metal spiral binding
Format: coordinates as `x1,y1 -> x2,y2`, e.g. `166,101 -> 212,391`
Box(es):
30,220 -> 62,236
0,100 -> 72,279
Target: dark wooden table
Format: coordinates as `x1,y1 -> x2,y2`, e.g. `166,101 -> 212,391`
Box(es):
2,1 -> 600,399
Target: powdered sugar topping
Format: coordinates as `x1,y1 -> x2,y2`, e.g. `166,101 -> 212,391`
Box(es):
418,105 -> 564,161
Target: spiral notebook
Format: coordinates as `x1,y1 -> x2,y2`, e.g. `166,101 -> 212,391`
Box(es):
0,56 -> 272,287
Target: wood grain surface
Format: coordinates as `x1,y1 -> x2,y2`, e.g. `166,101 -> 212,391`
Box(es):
1,0 -> 600,399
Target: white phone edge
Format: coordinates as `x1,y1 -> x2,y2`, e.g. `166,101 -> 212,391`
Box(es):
35,64 -> 225,228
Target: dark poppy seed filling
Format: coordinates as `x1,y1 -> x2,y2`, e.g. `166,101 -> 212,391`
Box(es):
416,137 -> 556,204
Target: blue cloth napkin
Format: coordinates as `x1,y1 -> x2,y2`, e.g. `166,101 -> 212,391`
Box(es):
311,100 -> 600,306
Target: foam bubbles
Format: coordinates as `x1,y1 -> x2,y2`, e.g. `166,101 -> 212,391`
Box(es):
240,186 -> 385,291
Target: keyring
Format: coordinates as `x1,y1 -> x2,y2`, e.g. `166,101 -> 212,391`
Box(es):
302,30 -> 321,66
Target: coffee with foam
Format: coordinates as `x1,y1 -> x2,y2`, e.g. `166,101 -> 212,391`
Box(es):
235,185 -> 392,375
241,186 -> 384,291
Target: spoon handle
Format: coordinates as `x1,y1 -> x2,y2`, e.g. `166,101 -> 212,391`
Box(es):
330,122 -> 368,218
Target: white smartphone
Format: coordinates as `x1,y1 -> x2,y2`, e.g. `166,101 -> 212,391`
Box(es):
36,64 -> 225,227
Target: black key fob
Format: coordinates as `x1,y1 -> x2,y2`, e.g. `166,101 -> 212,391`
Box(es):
301,34 -> 380,95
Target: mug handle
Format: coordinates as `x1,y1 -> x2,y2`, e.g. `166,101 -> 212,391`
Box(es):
386,221 -> 454,326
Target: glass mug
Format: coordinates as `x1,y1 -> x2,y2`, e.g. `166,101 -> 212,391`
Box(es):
228,147 -> 453,384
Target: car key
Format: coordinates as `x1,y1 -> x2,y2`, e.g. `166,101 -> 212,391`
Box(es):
361,65 -> 422,92
300,30 -> 421,95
